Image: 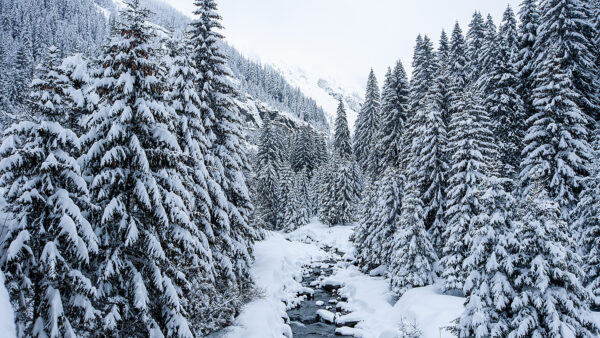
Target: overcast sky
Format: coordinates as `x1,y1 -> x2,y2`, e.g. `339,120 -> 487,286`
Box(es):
165,0 -> 520,92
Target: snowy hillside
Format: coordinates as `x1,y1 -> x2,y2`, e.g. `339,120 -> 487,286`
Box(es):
269,62 -> 364,132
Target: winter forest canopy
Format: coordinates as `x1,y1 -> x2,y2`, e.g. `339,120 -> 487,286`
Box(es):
0,0 -> 600,337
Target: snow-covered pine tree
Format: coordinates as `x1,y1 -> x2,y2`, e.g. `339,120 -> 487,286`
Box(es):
484,6 -> 525,179
333,100 -> 353,159
0,45 -> 98,337
164,33 -> 228,333
354,69 -> 380,176
435,30 -> 452,127
256,120 -> 285,229
283,172 -> 310,232
319,154 -> 361,226
410,35 -> 436,114
466,12 -> 486,82
351,179 -> 381,272
388,180 -> 437,296
535,0 -> 598,123
84,2 -> 200,335
520,47 -> 593,218
59,53 -> 93,136
441,86 -> 496,294
515,0 -> 540,124
291,126 -> 317,174
573,126 -> 600,307
509,181 -> 599,337
370,61 -> 410,177
355,168 -> 404,271
448,23 -> 469,125
477,14 -> 498,90
409,80 -> 449,252
191,0 -> 260,293
456,176 -> 516,338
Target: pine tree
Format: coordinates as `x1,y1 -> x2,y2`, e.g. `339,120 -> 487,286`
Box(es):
448,23 -> 469,124
0,45 -> 98,337
456,177 -> 516,338
410,35 -> 436,113
388,181 -> 437,296
59,53 -> 93,136
370,61 -> 410,176
573,127 -> 600,307
84,2 -> 198,335
283,172 -> 310,232
191,0 -> 260,295
357,168 -> 404,271
409,82 -> 448,251
466,12 -> 486,82
509,182 -> 599,337
354,69 -> 380,176
441,87 -> 496,294
485,6 -> 525,179
520,48 -> 593,217
516,0 -> 540,124
291,126 -> 317,174
319,155 -> 361,226
351,180 -> 381,272
256,121 -> 285,229
333,100 -> 352,159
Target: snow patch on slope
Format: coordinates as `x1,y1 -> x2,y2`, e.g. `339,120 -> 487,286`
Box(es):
268,61 -> 363,133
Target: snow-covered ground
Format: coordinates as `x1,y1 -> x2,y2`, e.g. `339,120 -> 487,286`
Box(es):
220,219 -> 464,338
0,270 -> 16,338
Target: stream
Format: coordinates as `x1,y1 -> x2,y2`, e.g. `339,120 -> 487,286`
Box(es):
287,247 -> 357,337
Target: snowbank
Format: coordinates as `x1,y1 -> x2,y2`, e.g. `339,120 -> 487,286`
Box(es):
287,219 -> 355,255
394,285 -> 465,338
0,270 -> 16,338
221,231 -> 326,338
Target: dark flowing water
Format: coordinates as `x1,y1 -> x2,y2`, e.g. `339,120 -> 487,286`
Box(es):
287,247 -> 356,337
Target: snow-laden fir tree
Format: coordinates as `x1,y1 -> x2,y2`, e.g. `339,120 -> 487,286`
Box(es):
520,47 -> 593,218
319,154 -> 361,226
191,0 -> 260,292
83,2 -> 199,335
456,176 -> 516,338
484,6 -> 525,179
441,86 -> 496,294
409,81 -> 448,251
354,69 -> 380,176
509,181 -> 599,337
357,168 -> 404,271
283,172 -> 310,232
573,126 -> 600,307
59,53 -> 94,135
255,120 -> 285,229
333,100 -> 353,159
409,35 -> 436,113
370,61 -> 410,177
539,0 -> 597,118
164,33 -> 230,333
466,11 -> 486,82
388,180 -> 437,296
448,23 -> 469,122
476,15 -> 498,90
291,126 -> 318,174
515,0 -> 540,123
352,179 -> 381,272
0,45 -> 99,337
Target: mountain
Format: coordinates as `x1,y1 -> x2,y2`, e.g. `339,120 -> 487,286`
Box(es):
268,62 -> 364,132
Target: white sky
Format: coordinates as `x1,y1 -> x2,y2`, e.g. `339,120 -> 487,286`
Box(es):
164,0 -> 520,92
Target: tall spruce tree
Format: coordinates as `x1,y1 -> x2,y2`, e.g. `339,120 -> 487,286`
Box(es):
466,12 -> 486,82
84,2 -> 199,335
520,48 -> 593,217
388,181 -> 437,296
371,61 -> 410,176
509,182 -> 599,337
485,6 -> 525,179
354,69 -> 380,176
516,0 -> 540,124
1,45 -> 99,337
334,100 -> 352,159
441,87 -> 496,294
448,23 -> 469,124
456,177 -> 516,338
